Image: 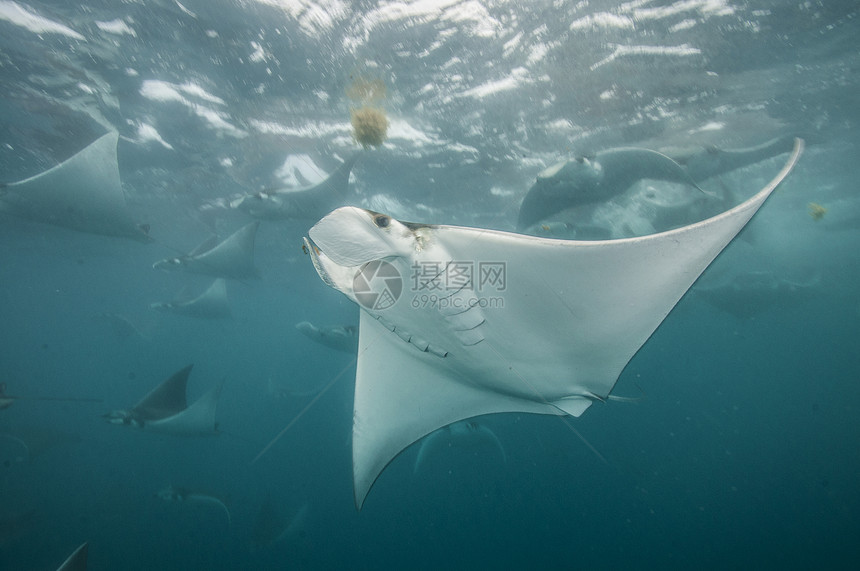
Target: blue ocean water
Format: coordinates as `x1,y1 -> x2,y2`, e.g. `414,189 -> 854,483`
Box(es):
1,1 -> 859,569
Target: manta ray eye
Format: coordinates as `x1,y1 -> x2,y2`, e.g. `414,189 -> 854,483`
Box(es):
373,214 -> 391,228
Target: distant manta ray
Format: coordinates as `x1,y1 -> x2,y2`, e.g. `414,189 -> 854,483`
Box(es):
517,135 -> 799,231
695,269 -> 821,318
517,147 -> 706,230
413,420 -> 506,473
251,495 -> 309,548
155,485 -> 232,525
103,364 -> 223,435
151,278 -> 231,319
662,134 -> 800,183
152,221 -> 260,279
0,132 -> 152,242
299,139 -> 803,508
295,321 -> 358,353
231,154 -> 359,220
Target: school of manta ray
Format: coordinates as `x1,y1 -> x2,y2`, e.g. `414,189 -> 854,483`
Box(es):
1,122 -> 804,518
8,0 -> 860,567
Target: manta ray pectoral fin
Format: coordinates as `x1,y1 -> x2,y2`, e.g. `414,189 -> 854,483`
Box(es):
352,311 -> 563,509
188,493 -> 232,525
188,235 -> 221,258
145,380 -> 223,435
2,132 -> 151,242
193,221 -> 260,278
153,222 -> 260,278
132,364 -> 193,420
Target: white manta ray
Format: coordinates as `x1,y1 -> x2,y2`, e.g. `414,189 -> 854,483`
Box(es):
0,132 -> 152,242
301,139 -> 803,508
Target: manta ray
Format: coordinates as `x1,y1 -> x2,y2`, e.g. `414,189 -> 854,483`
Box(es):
153,221 -> 260,278
517,134 -> 800,231
55,543 -> 88,571
103,364 -> 222,435
155,485 -> 232,525
695,269 -> 821,318
662,134 -> 800,183
301,139 -> 803,508
517,147 -> 707,230
295,321 -> 358,353
151,278 -> 231,319
0,132 -> 152,242
231,154 -> 359,220
95,312 -> 153,342
251,496 -> 309,548
413,420 -> 506,473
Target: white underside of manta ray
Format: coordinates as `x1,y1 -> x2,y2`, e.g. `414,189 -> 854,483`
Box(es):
104,364 -> 222,435
301,139 -> 804,508
0,132 -> 152,242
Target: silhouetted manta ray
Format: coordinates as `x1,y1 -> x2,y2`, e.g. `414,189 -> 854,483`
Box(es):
0,132 -> 152,242
150,278 -> 231,319
518,147 -> 706,230
251,495 -> 309,547
663,134 -> 799,183
301,139 -> 803,508
517,135 -> 799,231
152,222 -> 259,278
103,364 -> 222,435
155,485 -> 231,525
55,542 -> 88,571
231,154 -> 359,220
413,420 -> 506,473
295,321 -> 358,353
695,269 -> 821,318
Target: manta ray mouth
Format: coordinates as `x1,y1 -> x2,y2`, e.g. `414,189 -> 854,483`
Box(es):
302,236 -> 343,291
302,236 -> 325,270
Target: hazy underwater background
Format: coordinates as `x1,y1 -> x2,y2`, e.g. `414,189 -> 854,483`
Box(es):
1,0 -> 859,569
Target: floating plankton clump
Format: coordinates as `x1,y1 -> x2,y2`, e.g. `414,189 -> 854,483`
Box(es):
351,106 -> 389,148
807,202 -> 827,221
